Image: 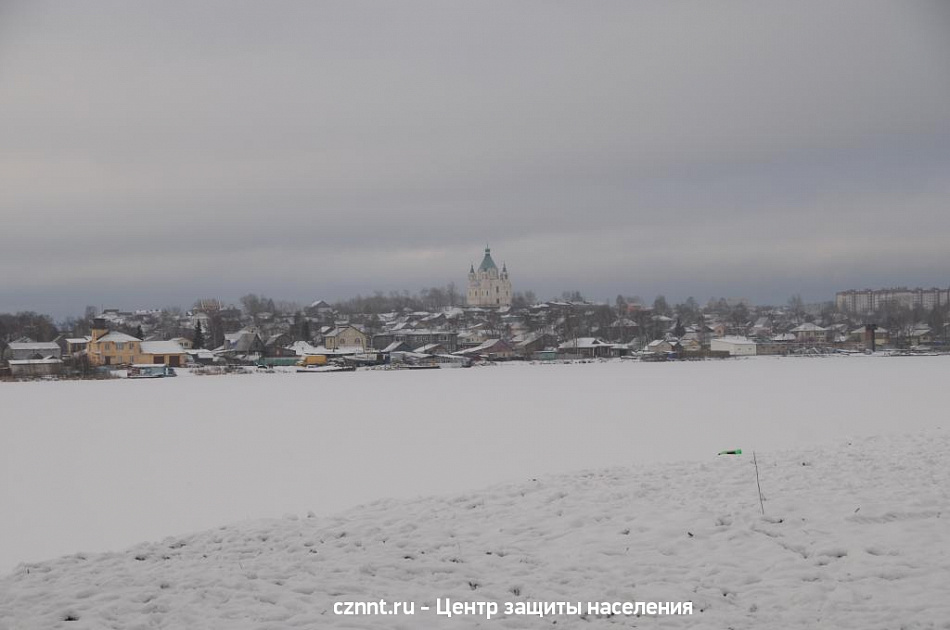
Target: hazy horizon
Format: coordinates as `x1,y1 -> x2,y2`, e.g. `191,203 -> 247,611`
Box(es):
7,274 -> 950,323
2,1 -> 948,320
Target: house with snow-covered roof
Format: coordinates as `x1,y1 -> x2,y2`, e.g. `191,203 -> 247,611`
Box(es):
790,322 -> 829,343
137,341 -> 188,367
455,338 -> 515,360
85,319 -> 188,367
380,340 -> 411,353
607,318 -> 639,343
710,336 -> 757,356
512,331 -> 559,357
323,325 -> 368,351
8,357 -> 63,377
372,329 -> 459,353
64,336 -> 92,357
907,326 -> 933,346
557,337 -> 614,359
414,342 -> 448,355
678,335 -> 702,352
287,340 -> 323,356
5,341 -> 62,361
87,321 -> 142,366
170,336 -> 193,350
221,328 -> 266,360
645,339 -> 681,355
771,332 -> 797,343
263,333 -> 294,357
305,300 -> 333,317
750,317 -> 772,338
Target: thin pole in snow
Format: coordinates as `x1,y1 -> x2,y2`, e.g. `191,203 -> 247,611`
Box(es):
753,450 -> 765,515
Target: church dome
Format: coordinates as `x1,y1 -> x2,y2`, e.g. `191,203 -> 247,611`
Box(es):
478,247 -> 498,272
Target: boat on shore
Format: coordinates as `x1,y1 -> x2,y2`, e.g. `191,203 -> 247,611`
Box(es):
296,364 -> 356,373
128,365 -> 178,378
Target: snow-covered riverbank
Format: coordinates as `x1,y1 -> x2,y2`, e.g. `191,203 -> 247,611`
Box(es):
2,427 -> 948,628
2,355 -> 948,627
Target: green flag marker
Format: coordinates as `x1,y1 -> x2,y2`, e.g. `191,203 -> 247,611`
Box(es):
718,449 -> 742,455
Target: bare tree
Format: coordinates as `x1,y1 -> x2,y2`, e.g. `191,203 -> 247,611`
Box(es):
240,294 -> 276,324
787,294 -> 806,324
653,295 -> 671,316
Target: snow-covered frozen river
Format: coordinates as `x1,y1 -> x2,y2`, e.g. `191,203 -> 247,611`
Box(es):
1,355 -> 946,574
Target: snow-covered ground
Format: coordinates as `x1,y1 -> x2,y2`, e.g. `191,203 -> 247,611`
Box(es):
1,356 -> 948,627
2,427 -> 948,628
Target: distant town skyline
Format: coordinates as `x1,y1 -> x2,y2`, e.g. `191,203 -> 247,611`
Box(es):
2,2 -> 948,320
8,275 -> 950,323
3,241 -> 950,321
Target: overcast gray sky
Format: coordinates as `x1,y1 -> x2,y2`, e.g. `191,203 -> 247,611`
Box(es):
2,1 -> 949,318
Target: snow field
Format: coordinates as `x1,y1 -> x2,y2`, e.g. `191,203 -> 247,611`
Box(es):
1,429 -> 948,629
1,355 -> 949,628
2,355 -> 947,578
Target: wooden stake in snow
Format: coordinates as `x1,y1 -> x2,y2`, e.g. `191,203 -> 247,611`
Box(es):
753,451 -> 765,515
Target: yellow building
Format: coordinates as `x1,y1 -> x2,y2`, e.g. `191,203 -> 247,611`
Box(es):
87,320 -> 188,367
137,341 -> 189,367
323,325 -> 368,351
88,325 -> 141,366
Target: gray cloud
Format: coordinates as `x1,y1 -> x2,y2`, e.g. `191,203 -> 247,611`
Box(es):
1,1 -> 949,317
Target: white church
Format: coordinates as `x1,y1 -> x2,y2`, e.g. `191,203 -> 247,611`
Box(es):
467,246 -> 512,307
